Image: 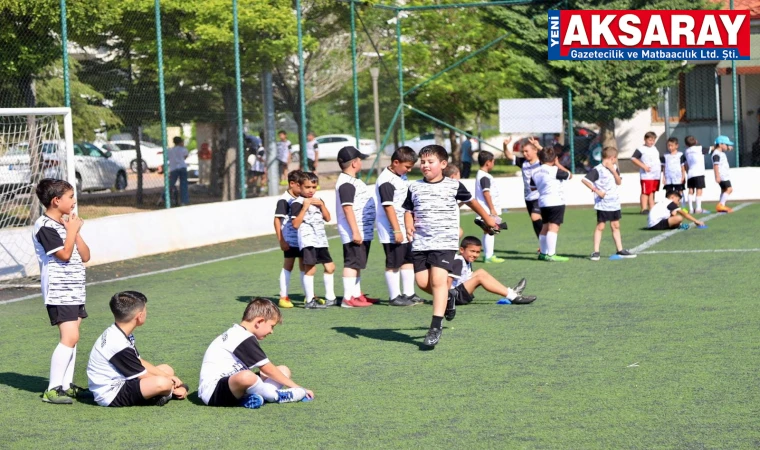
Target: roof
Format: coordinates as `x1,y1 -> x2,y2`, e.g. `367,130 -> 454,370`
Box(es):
720,0 -> 760,19
716,34 -> 760,74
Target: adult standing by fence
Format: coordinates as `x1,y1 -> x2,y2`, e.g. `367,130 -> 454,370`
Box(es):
461,133 -> 473,178
168,136 -> 190,205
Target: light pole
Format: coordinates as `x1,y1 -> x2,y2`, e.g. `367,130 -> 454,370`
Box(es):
370,67 -> 382,177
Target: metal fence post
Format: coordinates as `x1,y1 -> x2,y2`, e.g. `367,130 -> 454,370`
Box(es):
154,0 -> 170,208
396,11 -> 405,144
263,71 -> 278,196
59,0 -> 70,108
568,88 -> 575,174
350,0 -> 360,147
297,0 -> 308,167
233,0 -> 246,198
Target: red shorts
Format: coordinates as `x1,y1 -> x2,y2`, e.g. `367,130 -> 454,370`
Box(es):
640,179 -> 660,195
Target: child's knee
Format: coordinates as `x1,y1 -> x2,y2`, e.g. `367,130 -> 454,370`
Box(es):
610,221 -> 620,230
155,376 -> 174,394
727,187 -> 733,194
156,364 -> 175,376
277,365 -> 291,378
324,263 -> 335,274
596,222 -> 606,231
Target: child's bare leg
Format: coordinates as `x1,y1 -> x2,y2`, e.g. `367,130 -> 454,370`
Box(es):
593,222 -> 605,253
139,375 -> 174,400
58,319 -> 81,347
415,270 -> 432,295
648,192 -> 655,210
640,192 -> 648,211
303,264 -> 316,301
48,319 -> 81,391
227,370 -> 261,399
430,267 -> 449,317
667,215 -> 683,228
462,269 -> 510,297
261,365 -> 291,389
283,257 -> 295,272
610,220 -> 623,251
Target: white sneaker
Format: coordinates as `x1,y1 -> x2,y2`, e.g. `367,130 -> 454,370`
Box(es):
277,388 -> 306,403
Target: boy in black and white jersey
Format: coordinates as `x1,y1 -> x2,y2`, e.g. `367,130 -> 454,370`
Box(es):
647,190 -> 705,230
32,179 -> 91,404
474,151 -> 506,264
520,139 -> 543,241
631,131 -> 662,214
290,172 -> 336,309
683,135 -> 711,214
402,145 -> 497,348
660,137 -> 686,204
336,146 -> 377,308
199,298 -> 313,409
581,147 -> 636,261
531,146 -> 572,262
376,146 -> 421,307
87,291 -> 188,407
712,135 -> 734,213
447,236 -> 536,308
273,170 -> 304,309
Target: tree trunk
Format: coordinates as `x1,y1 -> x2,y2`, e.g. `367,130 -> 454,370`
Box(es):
132,125 -> 143,205
598,120 -> 617,149
222,147 -> 237,201
210,124 -> 224,196
449,127 -> 461,166
222,84 -> 240,199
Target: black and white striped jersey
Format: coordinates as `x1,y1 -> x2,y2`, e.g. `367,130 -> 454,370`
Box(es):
531,164 -> 570,208
375,167 -> 409,244
632,145 -> 662,180
711,150 -> 731,181
336,173 -> 376,243
684,145 -> 709,178
290,197 -> 329,249
402,177 -> 472,251
648,200 -> 679,228
198,324 -> 270,405
274,191 -> 299,247
448,254 -> 472,288
475,169 -> 500,214
32,215 -> 86,305
87,323 -> 147,406
660,151 -> 686,185
521,159 -> 541,201
585,164 -> 621,211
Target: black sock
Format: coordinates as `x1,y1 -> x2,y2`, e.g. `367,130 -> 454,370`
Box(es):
431,315 -> 443,329
532,219 -> 543,238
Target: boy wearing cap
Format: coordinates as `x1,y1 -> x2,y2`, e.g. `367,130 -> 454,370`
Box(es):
336,146 -> 377,308
712,135 -> 734,213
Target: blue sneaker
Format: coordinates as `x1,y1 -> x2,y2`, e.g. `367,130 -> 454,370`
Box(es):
496,298 -> 512,305
277,388 -> 306,403
240,393 -> 264,409
678,223 -> 690,230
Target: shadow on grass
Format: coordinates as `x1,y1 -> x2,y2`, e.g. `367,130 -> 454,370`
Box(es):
236,294 -> 305,304
187,391 -> 205,406
332,326 -> 433,351
494,250 -> 589,260
0,372 -> 47,393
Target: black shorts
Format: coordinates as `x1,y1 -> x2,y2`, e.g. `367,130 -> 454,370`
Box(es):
302,247 -> 332,266
283,246 -> 302,259
540,205 -> 565,225
648,219 -> 672,230
307,159 -> 316,172
524,199 -> 541,215
206,377 -> 239,407
248,170 -> 264,177
596,209 -> 622,223
412,250 -> 456,273
109,378 -> 148,407
451,284 -> 474,306
663,183 -> 685,192
687,176 -> 706,190
719,180 -> 732,190
46,304 -> 87,326
382,242 -> 413,269
343,241 -> 372,270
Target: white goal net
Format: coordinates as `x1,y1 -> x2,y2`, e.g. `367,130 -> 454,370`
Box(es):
0,108 -> 74,285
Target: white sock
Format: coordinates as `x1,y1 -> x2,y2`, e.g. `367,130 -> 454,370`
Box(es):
483,234 -> 495,259
683,192 -> 689,206
343,276 -> 356,300
354,276 -> 363,298
62,345 -> 77,390
299,271 -> 306,293
303,275 -> 314,302
279,269 -> 291,298
539,235 -> 547,254
506,287 -> 517,300
720,192 -> 729,205
401,269 -> 416,297
323,273 -> 336,300
246,377 -> 279,403
385,270 -> 401,299
696,196 -> 702,212
48,343 -> 74,391
546,231 -> 558,256
688,193 -> 694,212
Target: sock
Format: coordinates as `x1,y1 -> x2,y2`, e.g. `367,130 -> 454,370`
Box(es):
354,276 -> 363,298
539,235 -> 547,254
431,315 -> 443,329
505,287 -> 517,300
246,377 -> 279,403
719,192 -> 729,206
343,276 -> 356,300
532,219 -> 543,238
303,275 -> 314,302
483,234 -> 495,259
48,343 -> 74,391
279,269 -> 291,298
683,192 -> 689,206
546,231 -> 558,256
688,194 -> 695,212
696,196 -> 702,212
299,271 -> 306,293
323,273 -> 336,300
401,269 -> 416,297
62,345 -> 77,390
385,270 -> 401,299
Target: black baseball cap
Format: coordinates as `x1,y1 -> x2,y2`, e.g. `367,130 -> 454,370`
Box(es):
337,146 -> 368,164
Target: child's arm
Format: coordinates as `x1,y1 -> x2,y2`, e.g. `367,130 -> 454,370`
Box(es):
502,137 -> 514,160
466,200 -> 497,228
53,215 -> 83,262
630,150 -> 650,172
258,362 -> 313,398
338,184 -> 360,242
290,200 -> 309,229
379,183 -> 403,243
581,177 -> 605,199
680,154 -> 686,184
712,154 -> 721,183
75,233 -> 90,263
480,177 -> 498,216
675,209 -> 705,227
311,198 -> 331,223
273,217 -> 289,251
403,211 -> 414,242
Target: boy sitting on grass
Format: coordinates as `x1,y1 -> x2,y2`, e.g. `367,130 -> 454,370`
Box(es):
647,190 -> 705,230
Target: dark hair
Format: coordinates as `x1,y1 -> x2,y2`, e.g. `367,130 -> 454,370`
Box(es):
339,159 -> 355,171
419,145 -> 448,162
667,137 -> 678,145
110,291 -> 148,322
242,297 -> 282,324
443,165 -> 460,178
173,136 -> 183,145
477,150 -> 495,166
288,169 -> 303,184
684,135 -> 697,147
538,146 -> 556,164
460,236 -> 482,249
666,189 -> 682,199
391,146 -> 418,164
601,147 -> 618,159
278,130 -> 287,136
644,131 -> 657,140
299,172 -> 319,185
35,178 -> 74,208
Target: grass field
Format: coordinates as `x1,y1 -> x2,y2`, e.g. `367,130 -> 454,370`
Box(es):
1,202 -> 759,449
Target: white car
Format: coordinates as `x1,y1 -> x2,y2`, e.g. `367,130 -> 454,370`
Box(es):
186,149 -> 199,180
107,140 -> 166,172
291,134 -> 377,161
383,132 -> 453,155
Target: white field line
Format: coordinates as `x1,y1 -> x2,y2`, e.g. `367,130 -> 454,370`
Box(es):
640,248 -> 760,255
630,202 -> 753,254
0,236 -> 340,306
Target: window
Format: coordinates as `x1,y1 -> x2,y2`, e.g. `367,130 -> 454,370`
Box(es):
654,64 -> 717,122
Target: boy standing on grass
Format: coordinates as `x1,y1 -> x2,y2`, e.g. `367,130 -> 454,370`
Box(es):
581,147 -> 636,261
33,179 -> 91,404
277,130 -> 292,186
683,135 -> 710,214
87,291 -> 188,407
520,139 -> 543,242
199,298 -> 313,409
402,145 -> 497,348
376,146 -> 422,307
274,170 -> 304,309
531,146 -> 572,262
631,131 -> 662,214
474,151 -> 505,264
290,172 -> 336,309
648,190 -> 705,230
336,146 -> 377,308
712,135 -> 735,213
306,132 -> 319,173
660,137 -> 687,206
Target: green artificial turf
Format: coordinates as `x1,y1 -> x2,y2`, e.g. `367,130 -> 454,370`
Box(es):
1,203 -> 758,449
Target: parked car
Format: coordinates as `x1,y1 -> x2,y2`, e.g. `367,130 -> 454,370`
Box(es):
291,134 -> 377,161
186,149 -> 199,180
383,132 -> 453,155
107,140 -> 165,172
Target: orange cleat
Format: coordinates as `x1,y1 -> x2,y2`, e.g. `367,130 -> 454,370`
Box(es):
716,204 -> 733,213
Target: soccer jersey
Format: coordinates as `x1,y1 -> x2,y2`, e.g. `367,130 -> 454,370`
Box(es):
660,152 -> 686,185
306,140 -> 318,161
198,324 -> 270,405
247,149 -> 266,173
87,323 -> 147,406
475,169 -> 500,215
584,163 -> 621,211
684,146 -> 709,178
375,167 -> 409,244
531,165 -> 570,208
274,191 -> 299,248
448,254 -> 472,289
290,197 -> 329,249
631,145 -> 661,180
711,150 -> 731,181
402,177 -> 472,251
521,159 -> 541,201
648,200 -> 679,228
276,140 -> 291,163
335,172 -> 376,243
32,215 -> 85,305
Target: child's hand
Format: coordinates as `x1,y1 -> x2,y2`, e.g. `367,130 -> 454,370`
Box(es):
484,216 -> 497,230
279,240 -> 290,251
527,137 -> 542,150
602,160 -> 615,171
406,224 -> 415,242
304,389 -> 314,400
696,220 -> 705,227
352,232 -> 362,244
64,213 -> 83,234
303,198 -> 312,207
643,165 -> 651,172
503,136 -> 512,145
394,231 -> 404,244
596,189 -> 606,199
310,198 -> 323,207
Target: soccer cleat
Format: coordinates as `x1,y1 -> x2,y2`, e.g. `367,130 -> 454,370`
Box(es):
323,298 -> 337,307
615,249 -> 637,258
63,383 -> 92,399
315,297 -> 326,305
404,294 -> 425,305
42,386 -> 73,404
544,254 -> 569,262
444,290 -> 458,321
589,252 -> 601,261
240,393 -> 265,409
341,297 -> 372,308
484,255 -> 505,264
303,298 -> 327,309
278,297 -> 294,309
678,223 -> 690,230
423,327 -> 443,348
474,217 -> 506,235
537,253 -> 547,261
640,209 -> 649,215
512,278 -> 527,296
716,204 -> 733,213
389,295 -> 415,307
510,295 -> 537,304
357,294 -> 379,305
145,392 -> 173,407
695,209 -> 711,214
277,388 -> 307,403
